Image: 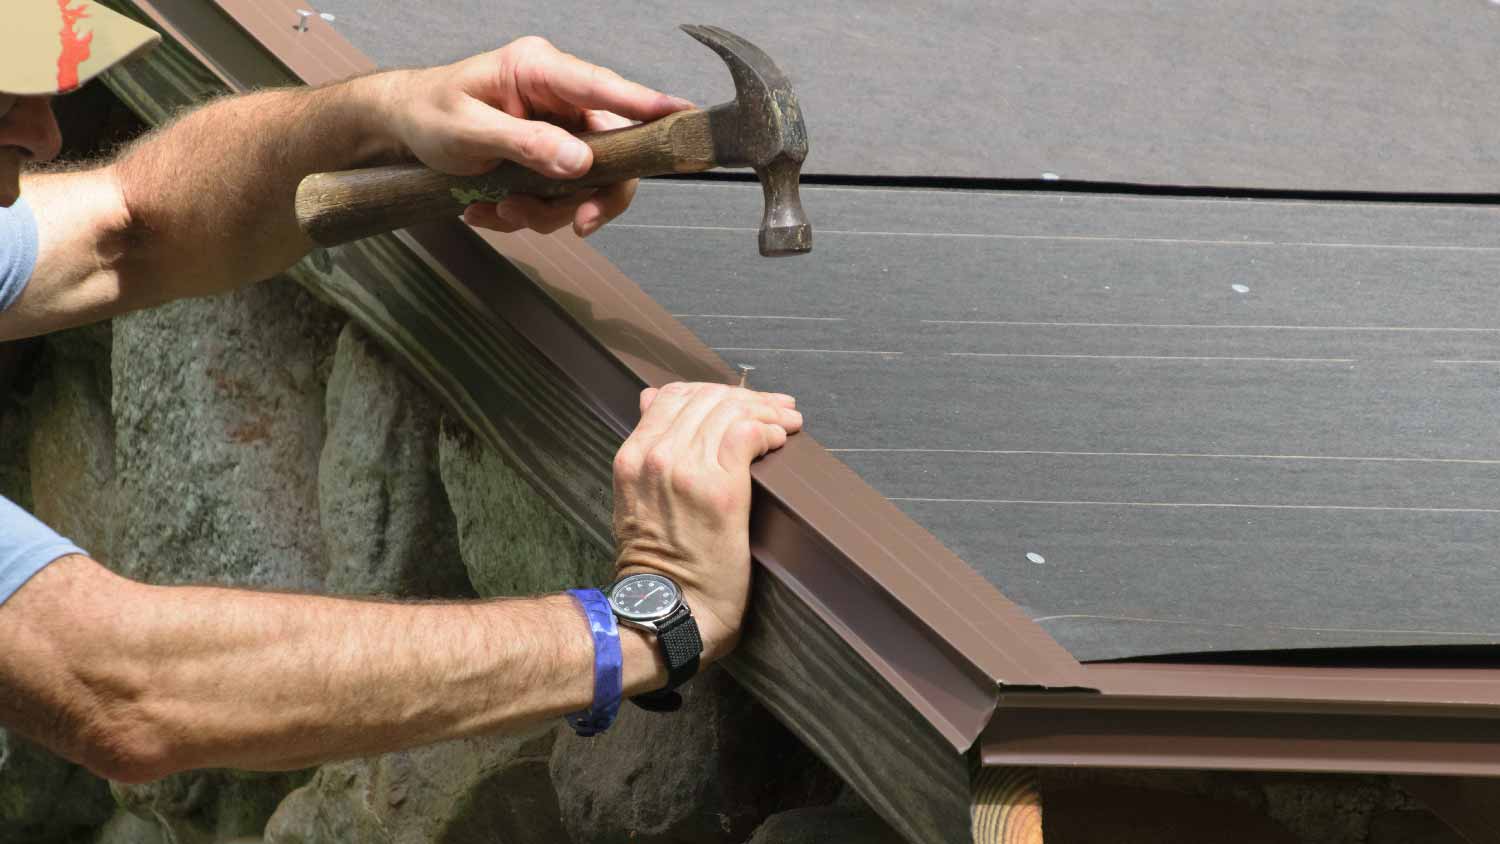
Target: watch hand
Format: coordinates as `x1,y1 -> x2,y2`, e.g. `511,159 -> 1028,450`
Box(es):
632,586 -> 664,609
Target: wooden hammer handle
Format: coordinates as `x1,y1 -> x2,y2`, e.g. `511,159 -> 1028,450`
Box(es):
296,108 -> 715,246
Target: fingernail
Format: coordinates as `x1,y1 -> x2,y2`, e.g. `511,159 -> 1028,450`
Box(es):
558,139 -> 590,174
668,96 -> 695,111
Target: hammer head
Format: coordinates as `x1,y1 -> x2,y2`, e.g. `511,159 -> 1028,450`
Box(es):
681,24 -> 811,256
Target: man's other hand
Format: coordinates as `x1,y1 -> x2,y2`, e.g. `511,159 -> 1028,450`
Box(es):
611,383 -> 802,662
388,36 -> 693,238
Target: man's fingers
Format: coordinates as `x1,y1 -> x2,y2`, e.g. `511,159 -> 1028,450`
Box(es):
466,103 -> 595,179
574,179 -> 638,237
518,193 -> 592,234
535,49 -> 693,122
463,194 -> 593,235
497,192 -> 596,235
462,203 -> 519,233
583,108 -> 634,133
694,396 -> 800,467
658,386 -> 739,460
555,112 -> 638,237
624,384 -> 800,475
627,382 -> 700,447
719,419 -> 789,470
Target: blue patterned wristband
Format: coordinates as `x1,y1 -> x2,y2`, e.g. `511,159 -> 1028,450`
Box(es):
565,588 -> 623,737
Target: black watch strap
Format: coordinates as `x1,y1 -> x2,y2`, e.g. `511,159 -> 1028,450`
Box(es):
630,605 -> 702,713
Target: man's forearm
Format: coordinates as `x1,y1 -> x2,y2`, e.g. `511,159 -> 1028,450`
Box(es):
2,73 -> 412,340
111,72 -> 409,301
0,555 -> 666,781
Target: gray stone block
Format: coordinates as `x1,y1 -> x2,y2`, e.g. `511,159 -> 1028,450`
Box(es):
319,323 -> 470,598
437,422 -> 611,597
29,322 -> 116,561
94,809 -> 169,844
112,769 -> 310,843
111,277 -> 343,590
0,730 -> 113,841
746,805 -> 904,844
264,729 -> 563,844
550,666 -> 842,843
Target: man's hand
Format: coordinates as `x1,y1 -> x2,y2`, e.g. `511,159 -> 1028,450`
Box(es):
610,383 -> 802,662
390,36 -> 693,238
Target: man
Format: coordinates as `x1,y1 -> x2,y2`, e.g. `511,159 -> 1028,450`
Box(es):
0,1 -> 801,783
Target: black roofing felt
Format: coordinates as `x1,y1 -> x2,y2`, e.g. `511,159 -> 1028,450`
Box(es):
318,0 -> 1500,191
590,182 -> 1500,661
323,5 -> 1500,660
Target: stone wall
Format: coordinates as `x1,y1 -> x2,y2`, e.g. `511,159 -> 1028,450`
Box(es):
0,281 -> 886,843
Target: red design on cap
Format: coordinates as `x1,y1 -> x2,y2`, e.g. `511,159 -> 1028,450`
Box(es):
57,0 -> 94,93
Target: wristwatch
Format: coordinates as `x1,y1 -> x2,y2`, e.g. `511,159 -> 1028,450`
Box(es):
607,571 -> 703,712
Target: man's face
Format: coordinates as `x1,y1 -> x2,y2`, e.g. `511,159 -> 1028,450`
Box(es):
0,94 -> 62,207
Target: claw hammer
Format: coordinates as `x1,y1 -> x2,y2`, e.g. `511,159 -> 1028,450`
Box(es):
294,24 -> 811,257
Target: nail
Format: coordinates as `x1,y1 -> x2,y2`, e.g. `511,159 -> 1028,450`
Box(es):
294,10 -> 335,31
736,364 -> 756,388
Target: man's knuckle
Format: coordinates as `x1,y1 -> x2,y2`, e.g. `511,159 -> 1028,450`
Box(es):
612,445 -> 642,478
704,486 -> 737,515
641,447 -> 673,478
727,419 -> 765,447
668,467 -> 703,498
513,35 -> 553,54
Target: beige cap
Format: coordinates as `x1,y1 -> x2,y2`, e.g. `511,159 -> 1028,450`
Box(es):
1,0 -> 160,95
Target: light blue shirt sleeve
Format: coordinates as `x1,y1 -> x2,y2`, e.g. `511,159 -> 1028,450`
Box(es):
0,195 -> 40,313
0,495 -> 85,607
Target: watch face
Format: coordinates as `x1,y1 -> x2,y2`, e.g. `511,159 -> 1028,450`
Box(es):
609,573 -> 681,622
